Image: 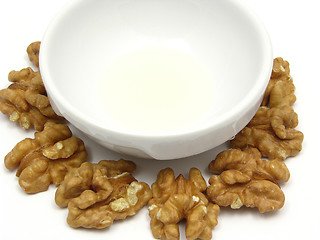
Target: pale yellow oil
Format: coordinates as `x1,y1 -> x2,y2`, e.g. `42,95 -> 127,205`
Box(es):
99,47 -> 214,133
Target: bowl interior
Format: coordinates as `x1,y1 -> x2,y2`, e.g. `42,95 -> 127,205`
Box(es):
40,0 -> 272,136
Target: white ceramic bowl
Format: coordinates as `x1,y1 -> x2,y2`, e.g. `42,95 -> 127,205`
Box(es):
40,0 -> 273,160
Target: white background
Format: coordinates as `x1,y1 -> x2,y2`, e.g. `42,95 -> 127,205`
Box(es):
0,0 -> 319,239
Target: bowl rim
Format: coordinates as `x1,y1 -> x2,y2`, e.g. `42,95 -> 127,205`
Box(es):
40,0 -> 273,140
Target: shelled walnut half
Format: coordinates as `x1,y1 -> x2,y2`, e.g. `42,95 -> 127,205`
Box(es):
148,168 -> 219,240
55,160 -> 152,229
4,122 -> 87,193
207,148 -> 289,213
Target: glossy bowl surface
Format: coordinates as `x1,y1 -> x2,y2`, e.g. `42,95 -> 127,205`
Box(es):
40,0 -> 273,159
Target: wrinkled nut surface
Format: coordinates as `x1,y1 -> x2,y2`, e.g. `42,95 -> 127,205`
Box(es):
231,58 -> 303,160
27,41 -> 41,68
4,122 -> 87,193
0,67 -> 63,130
262,57 -> 294,107
55,159 -> 137,207
207,175 -> 285,213
231,125 -> 303,161
55,160 -> 152,229
207,148 -> 287,213
209,148 -> 290,183
246,106 -> 299,139
148,168 -> 219,240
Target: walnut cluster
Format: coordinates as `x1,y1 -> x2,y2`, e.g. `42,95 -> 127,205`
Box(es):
148,168 -> 219,240
4,121 -> 87,193
0,42 -> 63,131
2,41 -> 152,233
207,148 -> 289,213
206,58 -> 303,213
55,160 -> 152,229
1,47 -> 304,239
231,57 -> 303,160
